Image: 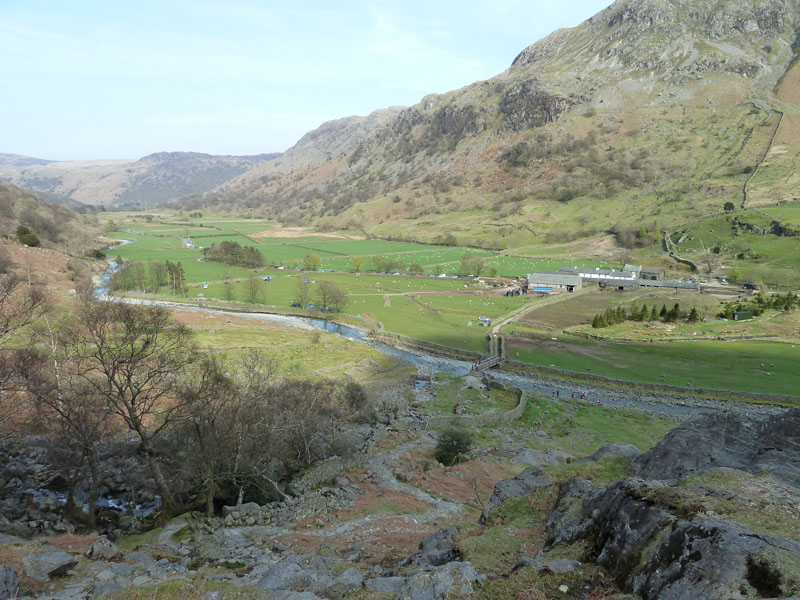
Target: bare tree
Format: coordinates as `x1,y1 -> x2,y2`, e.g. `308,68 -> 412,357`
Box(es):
295,279 -> 311,306
317,280 -> 348,313
66,301 -> 197,517
244,274 -> 265,304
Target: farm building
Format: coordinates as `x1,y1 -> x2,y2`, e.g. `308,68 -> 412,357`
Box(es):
526,273 -> 583,293
556,266 -> 696,291
732,310 -> 754,321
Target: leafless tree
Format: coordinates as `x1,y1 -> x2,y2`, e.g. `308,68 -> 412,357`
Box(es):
66,300 -> 197,517
317,280 -> 348,313
245,273 -> 265,304
295,279 -> 311,306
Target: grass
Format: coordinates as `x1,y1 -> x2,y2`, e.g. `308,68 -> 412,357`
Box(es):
507,335 -> 800,398
427,374 -> 520,416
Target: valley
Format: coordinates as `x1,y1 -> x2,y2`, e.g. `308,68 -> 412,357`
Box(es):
2,0 -> 800,598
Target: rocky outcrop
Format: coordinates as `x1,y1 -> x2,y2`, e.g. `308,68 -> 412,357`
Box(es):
563,479 -> 800,599
583,442 -> 642,462
544,407 -> 800,599
406,527 -> 460,568
85,537 -> 120,561
479,466 -> 550,524
632,407 -> 800,487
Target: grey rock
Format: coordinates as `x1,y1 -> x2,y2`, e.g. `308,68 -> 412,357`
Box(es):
110,563 -> 133,576
633,407 -> 800,487
409,527 -> 460,568
85,537 -> 120,561
479,466 -> 550,524
321,567 -> 363,599
365,576 -> 407,595
0,565 -> 20,599
257,557 -> 332,593
583,443 -> 642,462
270,592 -> 324,600
558,478 -> 800,600
545,477 -> 595,547
514,448 -> 571,467
90,581 -> 122,598
540,558 -> 581,574
23,551 -> 78,581
222,502 -> 262,518
198,593 -> 223,600
399,562 -> 482,600
132,575 -> 153,587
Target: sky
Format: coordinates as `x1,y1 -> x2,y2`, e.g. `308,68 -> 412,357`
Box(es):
0,0 -> 612,161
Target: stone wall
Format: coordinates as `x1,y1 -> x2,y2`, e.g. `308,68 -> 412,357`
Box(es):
425,389 -> 527,429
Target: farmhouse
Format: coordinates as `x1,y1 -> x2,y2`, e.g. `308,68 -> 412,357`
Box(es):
523,265 -> 698,292
526,272 -> 583,293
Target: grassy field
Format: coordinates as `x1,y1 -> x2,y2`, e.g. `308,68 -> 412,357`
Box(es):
519,288 -> 719,330
506,334 -> 800,397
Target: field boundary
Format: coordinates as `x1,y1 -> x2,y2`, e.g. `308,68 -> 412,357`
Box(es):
500,357 -> 799,405
424,389 -> 527,429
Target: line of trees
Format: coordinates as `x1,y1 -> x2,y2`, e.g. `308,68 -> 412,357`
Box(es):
0,273 -> 368,530
111,260 -> 187,295
295,279 -> 348,312
205,241 -> 264,268
592,303 -> 699,329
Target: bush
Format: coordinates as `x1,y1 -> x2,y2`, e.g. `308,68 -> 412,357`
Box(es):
16,225 -> 40,247
435,427 -> 473,466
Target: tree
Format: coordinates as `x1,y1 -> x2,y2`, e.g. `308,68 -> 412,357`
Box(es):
408,263 -> 424,274
244,274 -> 265,304
304,254 -> 323,270
688,307 -> 700,322
0,273 -> 50,420
435,428 -> 473,466
23,314 -> 116,531
222,272 -> 233,301
67,301 -> 198,518
295,279 -> 311,306
349,256 -> 365,272
317,280 -> 348,313
16,225 -> 40,247
724,201 -> 736,213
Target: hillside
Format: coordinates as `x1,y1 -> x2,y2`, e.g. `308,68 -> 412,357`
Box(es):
0,181 -> 103,255
191,0 -> 800,267
0,151 -> 280,208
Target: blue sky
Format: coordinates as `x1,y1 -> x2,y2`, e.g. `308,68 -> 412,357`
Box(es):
1,1 -> 611,160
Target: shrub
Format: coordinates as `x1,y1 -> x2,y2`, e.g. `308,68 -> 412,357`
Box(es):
16,225 -> 40,247
435,427 -> 473,466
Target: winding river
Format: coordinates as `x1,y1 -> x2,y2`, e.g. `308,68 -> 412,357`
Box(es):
94,245 -> 784,420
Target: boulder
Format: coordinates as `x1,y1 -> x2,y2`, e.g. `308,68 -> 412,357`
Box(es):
85,537 -> 120,561
479,466 -> 550,524
540,558 -> 581,574
0,565 -> 20,599
23,551 -> 78,581
257,556 -> 332,593
365,576 -> 407,595
514,448 -> 571,467
409,527 -> 460,568
399,561 -> 482,600
583,443 -> 642,462
321,567 -> 363,599
0,533 -> 25,544
90,580 -> 122,597
633,408 -> 800,487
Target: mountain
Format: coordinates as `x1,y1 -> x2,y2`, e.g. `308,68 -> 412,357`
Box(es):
0,152 -> 280,208
192,0 -> 800,254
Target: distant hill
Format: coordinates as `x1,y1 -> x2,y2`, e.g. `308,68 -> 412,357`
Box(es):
0,151 -> 281,208
188,0 -> 800,256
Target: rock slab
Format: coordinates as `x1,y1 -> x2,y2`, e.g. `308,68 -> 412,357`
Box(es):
0,565 -> 20,599
23,551 -> 78,581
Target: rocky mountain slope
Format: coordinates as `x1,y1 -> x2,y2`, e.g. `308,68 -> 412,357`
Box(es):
0,151 -> 280,208
193,0 -> 800,253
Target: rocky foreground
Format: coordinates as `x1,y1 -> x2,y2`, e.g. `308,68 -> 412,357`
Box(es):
1,393 -> 798,600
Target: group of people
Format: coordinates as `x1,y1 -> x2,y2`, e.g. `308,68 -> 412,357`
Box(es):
552,389 -> 602,405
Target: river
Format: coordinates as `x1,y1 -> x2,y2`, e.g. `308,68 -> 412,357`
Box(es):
93,246 -> 767,420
